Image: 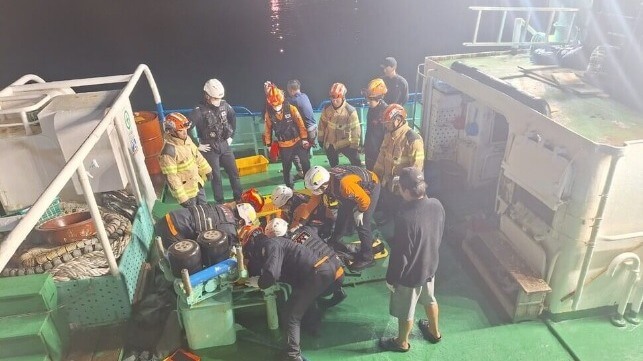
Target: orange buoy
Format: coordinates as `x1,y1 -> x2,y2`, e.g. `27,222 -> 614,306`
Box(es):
134,111 -> 164,175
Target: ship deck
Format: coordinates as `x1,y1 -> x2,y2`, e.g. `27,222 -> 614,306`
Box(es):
149,154 -> 642,361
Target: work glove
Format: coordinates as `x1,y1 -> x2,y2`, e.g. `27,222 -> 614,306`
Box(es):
301,139 -> 311,150
392,175 -> 400,192
353,210 -> 364,226
180,198 -> 196,208
205,172 -> 213,181
198,143 -> 211,153
227,137 -> 233,145
386,282 -> 396,293
245,276 -> 260,288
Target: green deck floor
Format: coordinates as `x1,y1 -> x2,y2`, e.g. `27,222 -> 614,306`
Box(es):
153,154 -> 643,361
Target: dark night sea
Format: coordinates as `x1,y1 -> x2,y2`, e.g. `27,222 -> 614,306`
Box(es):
1,0 -> 547,111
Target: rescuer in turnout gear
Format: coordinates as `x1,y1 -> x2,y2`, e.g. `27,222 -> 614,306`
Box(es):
363,78 -> 389,170
318,83 -> 362,167
154,202 -> 258,248
265,217 -> 347,310
263,84 -> 311,189
159,112 -> 212,208
189,79 -> 243,203
374,103 -> 424,222
302,165 -> 381,271
270,185 -> 337,238
242,226 -> 344,361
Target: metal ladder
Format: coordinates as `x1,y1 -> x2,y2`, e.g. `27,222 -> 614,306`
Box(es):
464,6 -> 580,48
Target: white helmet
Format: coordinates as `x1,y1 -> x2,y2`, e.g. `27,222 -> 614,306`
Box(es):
204,79 -> 225,98
304,166 -> 330,195
271,185 -> 293,208
265,217 -> 289,237
236,203 -> 258,226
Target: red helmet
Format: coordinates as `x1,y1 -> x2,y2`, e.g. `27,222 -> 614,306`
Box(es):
266,85 -> 285,106
240,188 -> 265,212
165,112 -> 191,131
329,83 -> 347,99
382,104 -> 407,123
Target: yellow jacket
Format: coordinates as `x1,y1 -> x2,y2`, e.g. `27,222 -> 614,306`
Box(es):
318,101 -> 360,150
373,123 -> 424,192
159,134 -> 212,204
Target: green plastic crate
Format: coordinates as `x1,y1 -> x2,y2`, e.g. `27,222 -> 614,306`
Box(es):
179,288 -> 235,349
0,313 -> 64,361
0,274 -> 57,317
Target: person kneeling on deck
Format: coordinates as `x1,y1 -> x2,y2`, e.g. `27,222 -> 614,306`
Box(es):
263,84 -> 311,189
242,224 -> 344,361
271,185 -> 337,239
379,167 -> 444,353
154,202 -> 258,248
159,112 -> 212,208
302,165 -> 380,271
265,217 -> 347,310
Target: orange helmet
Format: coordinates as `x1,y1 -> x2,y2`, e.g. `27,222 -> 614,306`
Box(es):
238,225 -> 263,247
383,104 -> 407,123
240,188 -> 265,212
366,78 -> 387,98
266,85 -> 285,107
329,83 -> 347,99
165,112 -> 191,131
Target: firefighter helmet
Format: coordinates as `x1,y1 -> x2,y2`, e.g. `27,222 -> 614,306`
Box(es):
271,185 -> 293,208
304,166 -> 330,195
204,79 -> 225,98
266,85 -> 285,107
236,203 -> 258,226
366,78 -> 387,98
329,83 -> 347,99
165,112 -> 191,131
382,103 -> 407,123
265,217 -> 288,237
240,188 -> 265,212
238,225 -> 263,247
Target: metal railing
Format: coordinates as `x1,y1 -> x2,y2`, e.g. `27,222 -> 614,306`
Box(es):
0,65 -> 163,276
464,6 -> 579,47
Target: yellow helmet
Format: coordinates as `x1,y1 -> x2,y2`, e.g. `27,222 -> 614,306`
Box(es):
366,78 -> 387,98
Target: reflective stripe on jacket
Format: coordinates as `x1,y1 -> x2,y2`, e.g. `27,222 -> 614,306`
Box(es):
263,103 -> 308,148
159,134 -> 212,204
373,123 -> 424,192
318,101 -> 360,150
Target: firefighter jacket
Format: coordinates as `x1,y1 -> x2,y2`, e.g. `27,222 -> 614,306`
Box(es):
189,101 -> 236,144
263,103 -> 308,148
318,101 -> 360,150
159,134 -> 212,204
285,192 -> 336,229
299,166 -> 379,220
373,123 -> 424,192
154,204 -> 238,247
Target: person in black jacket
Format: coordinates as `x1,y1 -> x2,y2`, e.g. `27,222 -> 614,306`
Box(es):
242,229 -> 344,361
381,57 -> 409,106
189,78 -> 243,203
379,167 -> 445,353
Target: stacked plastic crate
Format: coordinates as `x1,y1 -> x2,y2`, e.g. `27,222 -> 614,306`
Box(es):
0,274 -> 69,361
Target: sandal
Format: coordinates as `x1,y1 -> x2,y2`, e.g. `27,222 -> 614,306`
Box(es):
418,319 -> 442,343
378,337 -> 410,352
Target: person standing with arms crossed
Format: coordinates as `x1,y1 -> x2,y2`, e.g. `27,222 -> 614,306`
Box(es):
379,167 -> 444,353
